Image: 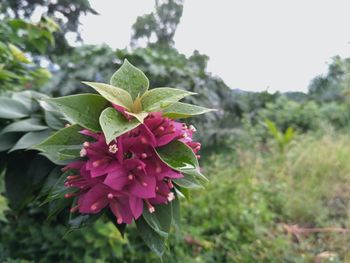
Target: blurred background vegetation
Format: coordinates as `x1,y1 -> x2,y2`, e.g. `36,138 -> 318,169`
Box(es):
1,0 -> 350,262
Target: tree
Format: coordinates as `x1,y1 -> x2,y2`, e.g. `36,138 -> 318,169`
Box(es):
0,17 -> 58,93
0,0 -> 97,54
308,56 -> 350,103
131,0 -> 183,47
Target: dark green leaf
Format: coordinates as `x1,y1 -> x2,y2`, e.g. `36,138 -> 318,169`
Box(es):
0,133 -> 22,152
156,140 -> 207,181
99,107 -> 141,144
47,198 -> 71,222
171,197 -> 180,229
0,97 -> 29,119
12,90 -> 48,112
174,186 -> 191,200
1,118 -> 48,134
142,206 -> 169,238
5,153 -> 55,210
43,170 -> 74,204
110,59 -> 149,100
12,91 -> 37,112
34,124 -> 87,162
173,174 -> 203,189
154,203 -> 173,233
49,94 -> 109,132
45,110 -> 65,130
69,213 -> 102,229
9,129 -> 52,152
136,216 -> 166,257
39,167 -> 63,198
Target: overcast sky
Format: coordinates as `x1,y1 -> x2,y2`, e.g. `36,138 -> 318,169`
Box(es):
79,0 -> 350,93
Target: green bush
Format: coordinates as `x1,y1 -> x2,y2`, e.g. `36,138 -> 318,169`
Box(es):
259,96 -> 321,133
319,102 -> 350,129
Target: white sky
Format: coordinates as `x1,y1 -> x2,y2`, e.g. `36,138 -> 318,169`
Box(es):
79,0 -> 350,93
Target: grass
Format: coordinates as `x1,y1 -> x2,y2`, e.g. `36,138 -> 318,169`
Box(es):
164,133 -> 350,262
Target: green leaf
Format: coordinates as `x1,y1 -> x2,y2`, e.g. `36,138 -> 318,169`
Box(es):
8,43 -> 30,63
110,59 -> 149,100
173,174 -> 203,189
0,194 -> 9,223
0,97 -> 29,119
126,111 -> 149,123
45,110 -> 65,130
284,127 -> 295,144
43,170 -> 74,204
162,102 -> 215,119
38,97 -> 66,130
39,167 -> 63,199
171,197 -> 180,230
135,216 -> 166,257
1,118 -> 48,134
99,107 -> 141,144
0,133 -> 22,151
82,82 -> 133,110
12,92 -> 33,110
142,206 -> 170,238
155,203 -> 173,233
49,94 -> 109,132
9,129 -> 52,152
47,198 -> 71,222
174,186 -> 191,200
69,213 -> 102,230
141,88 -> 196,112
12,90 -> 47,112
155,140 -> 207,181
5,153 -> 55,210
34,124 -> 87,163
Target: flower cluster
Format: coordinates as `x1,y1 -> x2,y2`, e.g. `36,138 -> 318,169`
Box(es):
63,112 -> 200,224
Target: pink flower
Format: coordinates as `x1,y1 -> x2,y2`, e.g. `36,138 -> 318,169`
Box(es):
77,184 -> 133,224
63,111 -> 200,225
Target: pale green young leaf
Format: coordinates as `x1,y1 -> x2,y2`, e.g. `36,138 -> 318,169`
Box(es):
82,82 -> 133,110
141,88 -> 196,112
110,59 -> 149,100
162,102 -> 215,118
126,111 -> 149,123
99,107 -> 141,144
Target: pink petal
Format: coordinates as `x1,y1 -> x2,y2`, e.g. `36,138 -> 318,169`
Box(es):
78,184 -> 109,213
90,161 -> 121,178
129,195 -> 143,219
63,161 -> 85,171
104,168 -> 128,191
129,175 -> 156,198
110,197 -> 133,224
